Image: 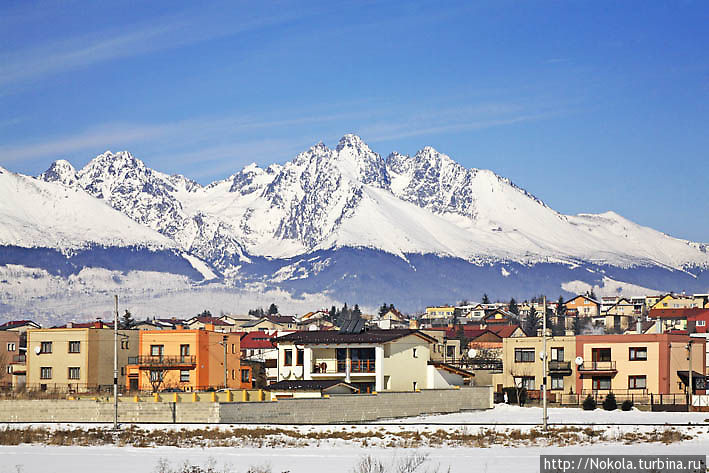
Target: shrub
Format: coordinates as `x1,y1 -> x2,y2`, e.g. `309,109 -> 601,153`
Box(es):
582,395 -> 596,410
602,393 -> 617,411
621,399 -> 633,411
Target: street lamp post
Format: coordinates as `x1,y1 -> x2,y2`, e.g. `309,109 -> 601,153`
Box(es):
542,296 -> 548,431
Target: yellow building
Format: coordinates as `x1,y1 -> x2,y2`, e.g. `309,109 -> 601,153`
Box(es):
26,325 -> 138,393
651,294 -> 702,310
425,306 -> 455,319
501,336 -> 578,394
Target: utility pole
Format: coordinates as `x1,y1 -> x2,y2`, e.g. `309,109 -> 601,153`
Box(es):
688,339 -> 693,410
223,335 -> 228,389
113,294 -> 119,431
542,295 -> 548,431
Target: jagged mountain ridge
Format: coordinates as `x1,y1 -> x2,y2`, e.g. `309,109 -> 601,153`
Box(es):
37,134 -> 709,271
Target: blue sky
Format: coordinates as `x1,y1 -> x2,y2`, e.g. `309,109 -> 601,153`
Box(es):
1,1 -> 708,242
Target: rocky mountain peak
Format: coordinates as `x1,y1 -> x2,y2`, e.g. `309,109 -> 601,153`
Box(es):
39,159 -> 78,187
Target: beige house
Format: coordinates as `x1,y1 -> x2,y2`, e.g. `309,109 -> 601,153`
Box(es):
500,336 -> 578,394
604,298 -> 639,331
275,329 -> 439,393
26,327 -> 138,392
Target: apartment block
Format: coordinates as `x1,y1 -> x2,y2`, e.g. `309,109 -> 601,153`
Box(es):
125,330 -> 248,392
26,327 -> 138,392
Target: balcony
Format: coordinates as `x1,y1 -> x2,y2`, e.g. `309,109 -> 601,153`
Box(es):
129,355 -> 196,369
548,360 -> 572,375
577,361 -> 617,373
311,359 -> 376,374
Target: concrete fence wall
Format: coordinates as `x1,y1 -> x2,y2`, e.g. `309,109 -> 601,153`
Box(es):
0,386 -> 492,424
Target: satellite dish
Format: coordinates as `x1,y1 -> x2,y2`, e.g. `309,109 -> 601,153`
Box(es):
34,346 -> 41,355
280,369 -> 290,379
467,348 -> 478,358
539,352 -> 546,360
574,356 -> 584,366
294,366 -> 303,378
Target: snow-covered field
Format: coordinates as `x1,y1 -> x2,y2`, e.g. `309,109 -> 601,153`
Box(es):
1,406 -> 708,473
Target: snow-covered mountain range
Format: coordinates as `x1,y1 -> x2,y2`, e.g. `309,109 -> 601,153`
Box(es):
1,134 -> 708,322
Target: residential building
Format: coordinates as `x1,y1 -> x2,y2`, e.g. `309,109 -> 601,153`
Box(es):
564,295 -> 601,318
482,309 -> 516,325
26,326 -> 138,392
651,294 -> 702,310
275,329 -> 439,393
575,333 -> 706,395
239,315 -> 296,333
604,298 -> 639,332
125,329 -> 248,392
425,306 -> 455,319
0,320 -> 41,333
373,308 -> 408,329
648,308 -> 709,333
185,316 -> 235,332
501,335 -> 578,395
0,330 -> 21,388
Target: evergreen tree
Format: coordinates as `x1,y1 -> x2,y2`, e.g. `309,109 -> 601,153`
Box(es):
248,308 -> 265,318
378,303 -> 389,317
197,309 -> 212,318
482,293 -> 490,304
508,298 -> 519,316
524,306 -> 540,335
119,310 -> 135,329
267,303 -> 279,316
556,296 -> 566,316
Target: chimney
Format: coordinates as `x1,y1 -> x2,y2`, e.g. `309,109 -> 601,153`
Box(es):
636,317 -> 642,334
656,318 -> 662,334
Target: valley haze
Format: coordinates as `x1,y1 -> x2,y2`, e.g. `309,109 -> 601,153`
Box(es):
0,134 -> 707,326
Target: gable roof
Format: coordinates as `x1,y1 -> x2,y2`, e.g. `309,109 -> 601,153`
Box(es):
564,295 -> 600,305
0,320 -> 40,330
278,329 -> 436,345
487,325 -> 524,338
240,331 -> 276,349
187,316 -> 233,327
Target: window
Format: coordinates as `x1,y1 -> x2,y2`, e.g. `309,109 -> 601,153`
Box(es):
446,346 -> 455,358
149,370 -> 163,382
412,348 -> 418,358
121,340 -> 129,350
7,343 -> 16,351
698,321 -> 706,327
241,369 -> 250,383
629,347 -> 647,361
180,370 -> 190,383
150,345 -> 164,358
40,341 -> 52,354
592,377 -> 611,390
120,367 -> 125,376
231,369 -> 235,380
413,381 -> 418,391
68,367 -> 80,380
68,341 -> 80,353
515,376 -> 535,390
592,348 -> 611,362
284,349 -> 293,366
6,366 -> 11,374
551,376 -> 564,390
628,375 -> 646,389
40,367 -> 52,379
551,347 -> 564,361
296,349 -> 304,366
515,348 -> 535,362
180,344 -> 190,361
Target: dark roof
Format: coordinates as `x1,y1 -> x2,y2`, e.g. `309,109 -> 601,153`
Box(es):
277,329 -> 436,345
265,379 -> 358,392
189,316 -> 232,326
0,320 -> 40,330
266,315 -> 295,324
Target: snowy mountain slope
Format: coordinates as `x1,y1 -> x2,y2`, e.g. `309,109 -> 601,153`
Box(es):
0,165 -> 173,250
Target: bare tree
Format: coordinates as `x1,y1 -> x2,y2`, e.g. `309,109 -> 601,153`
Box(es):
0,351 -> 8,390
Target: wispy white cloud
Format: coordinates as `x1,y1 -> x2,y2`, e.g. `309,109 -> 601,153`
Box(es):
0,3 -> 321,89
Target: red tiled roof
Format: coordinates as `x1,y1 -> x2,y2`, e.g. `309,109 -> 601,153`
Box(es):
0,320 -> 39,329
488,325 -> 522,338
52,321 -> 112,329
648,308 -> 709,320
240,331 -> 276,349
191,316 -> 233,326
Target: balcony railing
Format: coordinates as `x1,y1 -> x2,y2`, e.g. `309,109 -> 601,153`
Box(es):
312,359 -> 376,374
129,355 -> 196,368
577,361 -> 617,372
548,360 -> 572,372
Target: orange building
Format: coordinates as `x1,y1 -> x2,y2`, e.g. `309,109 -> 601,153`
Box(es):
125,329 -> 251,392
